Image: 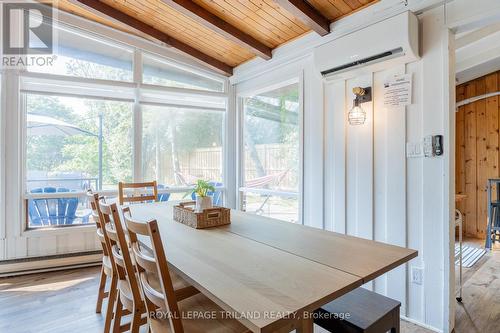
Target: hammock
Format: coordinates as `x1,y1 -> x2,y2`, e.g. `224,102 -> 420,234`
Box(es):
245,170 -> 288,188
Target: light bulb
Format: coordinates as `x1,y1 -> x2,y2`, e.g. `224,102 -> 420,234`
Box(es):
348,105 -> 366,125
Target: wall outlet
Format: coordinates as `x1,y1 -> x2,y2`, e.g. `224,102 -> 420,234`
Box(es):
411,266 -> 424,285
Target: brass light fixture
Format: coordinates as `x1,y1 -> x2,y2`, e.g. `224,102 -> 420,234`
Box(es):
348,86 -> 372,125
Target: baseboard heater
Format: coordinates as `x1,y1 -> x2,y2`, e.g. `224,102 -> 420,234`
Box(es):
0,251 -> 102,277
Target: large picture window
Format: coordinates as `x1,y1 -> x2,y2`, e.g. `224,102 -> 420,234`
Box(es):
142,105 -> 224,200
25,94 -> 133,227
239,82 -> 301,223
19,22 -> 228,230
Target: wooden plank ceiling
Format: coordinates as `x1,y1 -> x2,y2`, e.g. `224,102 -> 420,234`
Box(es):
50,0 -> 379,75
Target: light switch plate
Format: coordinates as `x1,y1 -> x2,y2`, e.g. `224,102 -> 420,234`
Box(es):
424,135 -> 434,157
406,142 -> 424,158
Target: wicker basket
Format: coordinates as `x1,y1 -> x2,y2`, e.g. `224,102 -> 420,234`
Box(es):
173,201 -> 230,229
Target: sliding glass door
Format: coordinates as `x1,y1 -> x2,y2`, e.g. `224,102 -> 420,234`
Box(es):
239,81 -> 302,223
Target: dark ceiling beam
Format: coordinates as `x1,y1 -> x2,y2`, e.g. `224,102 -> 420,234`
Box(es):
74,0 -> 233,76
161,0 -> 272,60
274,0 -> 330,36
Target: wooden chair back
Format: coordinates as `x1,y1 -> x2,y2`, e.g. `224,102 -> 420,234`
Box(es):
99,200 -> 143,312
87,191 -> 109,257
118,181 -> 159,206
122,208 -> 184,332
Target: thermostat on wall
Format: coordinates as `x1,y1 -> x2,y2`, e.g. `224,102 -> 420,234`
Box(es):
407,135 -> 443,158
424,135 -> 444,157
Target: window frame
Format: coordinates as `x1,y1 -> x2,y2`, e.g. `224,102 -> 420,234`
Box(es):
15,23 -> 230,232
141,52 -> 226,93
27,21 -> 136,83
236,76 -> 304,224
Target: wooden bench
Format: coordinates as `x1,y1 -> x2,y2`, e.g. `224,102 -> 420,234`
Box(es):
314,288 -> 401,333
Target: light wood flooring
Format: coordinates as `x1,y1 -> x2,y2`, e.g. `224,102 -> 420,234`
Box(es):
1,240 -> 498,333
0,266 -> 429,333
454,238 -> 500,333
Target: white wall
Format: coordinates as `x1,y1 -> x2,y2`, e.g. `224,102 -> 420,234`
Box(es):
232,5 -> 454,333
325,10 -> 453,331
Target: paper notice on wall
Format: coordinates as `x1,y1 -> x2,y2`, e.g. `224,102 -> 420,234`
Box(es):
383,74 -> 412,108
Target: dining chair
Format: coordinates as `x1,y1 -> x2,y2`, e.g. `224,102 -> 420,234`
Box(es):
122,206 -> 197,297
87,191 -> 117,333
118,181 -> 159,206
122,208 -> 251,333
99,200 -> 148,333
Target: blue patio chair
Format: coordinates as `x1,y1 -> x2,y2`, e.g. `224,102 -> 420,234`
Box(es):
191,182 -> 223,206
57,188 -> 79,224
28,187 -> 80,226
28,188 -> 44,226
33,187 -> 57,226
157,184 -> 171,202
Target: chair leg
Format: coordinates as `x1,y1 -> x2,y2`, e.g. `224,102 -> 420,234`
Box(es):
95,266 -> 107,313
104,275 -> 118,333
296,317 -> 314,333
492,206 -> 496,245
130,307 -> 143,333
112,293 -> 123,333
487,205 -> 495,249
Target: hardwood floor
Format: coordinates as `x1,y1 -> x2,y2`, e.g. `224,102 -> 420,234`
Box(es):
0,267 -> 107,333
0,265 -> 435,333
454,238 -> 500,333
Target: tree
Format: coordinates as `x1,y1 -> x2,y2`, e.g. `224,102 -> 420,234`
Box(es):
26,95 -> 76,173
28,55 -> 224,189
243,84 -> 299,185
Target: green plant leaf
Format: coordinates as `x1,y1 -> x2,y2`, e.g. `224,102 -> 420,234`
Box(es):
193,179 -> 215,197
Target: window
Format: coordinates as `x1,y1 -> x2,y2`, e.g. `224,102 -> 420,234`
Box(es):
25,94 -> 133,227
142,105 -> 224,200
143,54 -> 224,92
240,82 -> 301,223
17,22 -> 229,230
29,25 -> 134,82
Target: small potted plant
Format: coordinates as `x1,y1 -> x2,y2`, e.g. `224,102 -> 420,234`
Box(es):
191,180 -> 215,212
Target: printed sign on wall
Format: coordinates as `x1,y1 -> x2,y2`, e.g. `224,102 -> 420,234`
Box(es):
383,74 -> 412,108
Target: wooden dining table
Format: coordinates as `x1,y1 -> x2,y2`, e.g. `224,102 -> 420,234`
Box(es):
127,202 -> 417,333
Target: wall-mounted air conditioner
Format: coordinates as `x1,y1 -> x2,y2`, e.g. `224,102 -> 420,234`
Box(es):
314,11 -> 419,78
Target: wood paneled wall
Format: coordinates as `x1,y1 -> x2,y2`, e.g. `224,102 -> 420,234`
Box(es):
456,71 -> 500,238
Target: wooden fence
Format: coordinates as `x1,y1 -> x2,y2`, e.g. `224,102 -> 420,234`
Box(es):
149,144 -> 298,189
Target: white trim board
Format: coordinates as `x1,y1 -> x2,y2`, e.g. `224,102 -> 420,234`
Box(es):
0,252 -> 102,277
401,315 -> 443,333
456,91 -> 500,108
